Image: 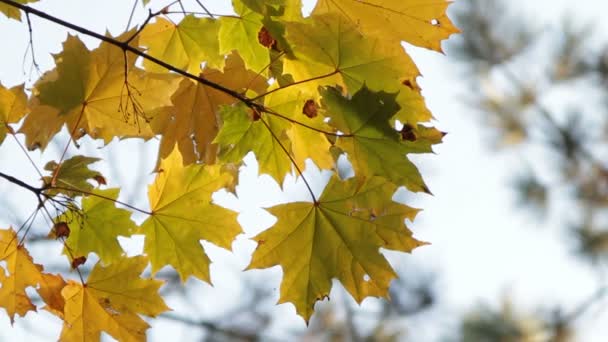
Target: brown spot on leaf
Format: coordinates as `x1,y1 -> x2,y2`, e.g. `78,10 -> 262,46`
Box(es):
258,27 -> 277,50
400,124 -> 417,141
302,100 -> 318,118
251,108 -> 262,121
93,175 -> 107,186
53,222 -> 70,239
402,79 -> 421,91
71,256 -> 87,269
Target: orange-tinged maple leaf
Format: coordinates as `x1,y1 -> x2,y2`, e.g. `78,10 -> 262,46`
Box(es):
0,228 -> 42,323
19,33 -> 180,150
37,273 -> 67,318
313,0 -> 459,52
59,256 -> 167,342
0,228 -> 67,323
248,176 -> 425,322
151,52 -> 267,166
139,148 -> 242,282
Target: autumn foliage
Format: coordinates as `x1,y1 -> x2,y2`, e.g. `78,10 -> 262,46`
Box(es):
0,0 -> 457,340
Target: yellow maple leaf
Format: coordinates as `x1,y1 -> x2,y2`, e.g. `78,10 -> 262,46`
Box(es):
139,147 -> 242,282
59,256 -> 168,342
313,0 -> 459,52
140,15 -> 224,73
0,83 -> 27,144
19,33 -> 180,150
0,228 -> 67,323
248,176 -> 425,322
0,0 -> 37,21
263,88 -> 335,170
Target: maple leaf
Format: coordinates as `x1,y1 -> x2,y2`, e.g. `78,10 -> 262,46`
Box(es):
263,89 -> 335,170
214,104 -> 293,183
0,228 -> 42,323
313,0 -> 459,52
0,0 -> 37,21
322,86 -> 436,193
219,0 -> 270,73
139,148 -> 241,282
19,33 -> 180,150
282,13 -> 420,96
41,155 -> 104,197
151,52 -> 267,165
0,83 -> 27,144
54,188 -> 137,264
0,228 -> 67,323
140,15 -> 223,73
248,175 -> 425,322
59,256 -> 168,342
37,273 -> 67,318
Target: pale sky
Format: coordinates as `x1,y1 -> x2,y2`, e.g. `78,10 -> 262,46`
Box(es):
0,0 -> 607,341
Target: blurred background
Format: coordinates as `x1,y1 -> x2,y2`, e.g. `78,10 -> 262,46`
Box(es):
0,0 -> 607,341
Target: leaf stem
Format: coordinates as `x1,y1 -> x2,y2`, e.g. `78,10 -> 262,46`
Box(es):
251,69 -> 340,101
259,117 -> 317,203
49,185 -> 153,216
263,108 -> 351,137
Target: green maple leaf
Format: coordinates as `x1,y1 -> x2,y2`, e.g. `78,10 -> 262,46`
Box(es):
219,0 -> 270,73
55,188 -> 137,264
42,155 -> 104,197
322,86 -> 437,193
282,13 -> 420,96
214,104 -> 293,183
139,147 -> 241,282
248,175 -> 425,322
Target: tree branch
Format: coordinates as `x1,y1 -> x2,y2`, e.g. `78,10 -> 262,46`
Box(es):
0,171 -> 42,195
0,0 -> 260,109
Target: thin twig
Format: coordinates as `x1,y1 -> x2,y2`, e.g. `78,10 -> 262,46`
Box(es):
48,185 -> 152,215
125,0 -> 138,30
0,0 -> 259,109
9,132 -> 43,178
23,12 -> 40,77
194,0 -> 214,18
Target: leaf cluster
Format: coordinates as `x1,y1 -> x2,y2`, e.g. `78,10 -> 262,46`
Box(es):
0,0 -> 457,339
